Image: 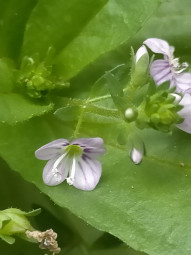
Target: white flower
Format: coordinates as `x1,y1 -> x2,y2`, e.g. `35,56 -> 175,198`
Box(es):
144,38 -> 191,93
130,146 -> 144,165
35,138 -> 106,191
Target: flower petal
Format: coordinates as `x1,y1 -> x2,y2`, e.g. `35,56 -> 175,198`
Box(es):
35,139 -> 69,160
135,45 -> 148,63
72,155 -> 102,191
150,60 -> 172,85
71,137 -> 106,157
170,93 -> 182,104
144,38 -> 171,56
174,72 -> 191,92
176,93 -> 191,134
42,156 -> 69,186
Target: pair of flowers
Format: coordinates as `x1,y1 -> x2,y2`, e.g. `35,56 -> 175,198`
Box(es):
136,38 -> 191,134
36,38 -> 191,191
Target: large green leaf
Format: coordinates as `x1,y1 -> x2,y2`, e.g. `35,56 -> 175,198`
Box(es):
21,0 -> 161,80
21,0 -> 108,59
1,1 -> 191,255
0,0 -> 38,60
0,59 -> 14,92
56,0 -> 161,80
132,0 -> 191,61
0,116 -> 191,255
0,158 -> 144,255
0,93 -> 53,124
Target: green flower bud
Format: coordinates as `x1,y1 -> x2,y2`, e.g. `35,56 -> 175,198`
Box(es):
136,85 -> 182,132
129,46 -> 150,88
17,50 -> 69,98
0,208 -> 41,244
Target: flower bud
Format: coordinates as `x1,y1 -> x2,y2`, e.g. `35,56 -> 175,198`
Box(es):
0,208 -> 41,244
130,45 -> 150,88
131,147 -> 143,164
124,107 -> 138,122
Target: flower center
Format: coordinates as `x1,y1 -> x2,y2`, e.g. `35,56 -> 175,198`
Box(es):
65,144 -> 83,158
169,51 -> 188,74
66,158 -> 76,185
65,145 -> 82,185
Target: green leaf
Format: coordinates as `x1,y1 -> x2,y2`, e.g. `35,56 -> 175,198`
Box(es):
21,0 -> 161,80
54,100 -> 120,124
104,71 -> 126,111
1,208 -> 41,217
0,58 -> 14,92
91,247 -> 146,255
54,105 -> 81,122
0,93 -> 53,124
0,0 -> 38,59
0,234 -> 15,244
0,59 -> 53,124
0,116 -> 191,255
132,0 -> 191,61
21,0 -> 108,60
56,0 -> 162,80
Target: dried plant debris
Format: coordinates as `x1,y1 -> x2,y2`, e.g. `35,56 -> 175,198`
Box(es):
26,229 -> 61,254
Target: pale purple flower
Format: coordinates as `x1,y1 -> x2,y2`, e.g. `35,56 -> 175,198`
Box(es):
35,138 -> 106,191
176,93 -> 191,134
144,38 -> 191,92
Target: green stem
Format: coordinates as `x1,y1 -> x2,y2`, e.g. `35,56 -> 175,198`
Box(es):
72,102 -> 87,138
88,94 -> 111,103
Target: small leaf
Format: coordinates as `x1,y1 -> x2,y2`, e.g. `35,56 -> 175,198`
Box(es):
0,234 -> 15,244
104,71 -> 126,111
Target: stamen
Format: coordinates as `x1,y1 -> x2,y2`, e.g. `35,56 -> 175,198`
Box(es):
66,158 -> 76,185
170,57 -> 189,74
51,153 -> 66,176
44,237 -> 51,247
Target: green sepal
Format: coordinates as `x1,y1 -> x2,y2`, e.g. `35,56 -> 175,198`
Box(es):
104,71 -> 127,112
0,208 -> 41,244
128,46 -> 149,89
0,234 -> 15,244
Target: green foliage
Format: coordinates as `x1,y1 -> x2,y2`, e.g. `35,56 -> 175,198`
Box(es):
1,0 -> 191,255
0,116 -> 191,255
0,53 -> 53,124
0,159 -> 145,255
0,93 -> 53,124
0,207 -> 40,244
55,0 -> 160,80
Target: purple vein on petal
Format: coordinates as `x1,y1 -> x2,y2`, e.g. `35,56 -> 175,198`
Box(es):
78,160 -> 88,183
155,70 -> 171,84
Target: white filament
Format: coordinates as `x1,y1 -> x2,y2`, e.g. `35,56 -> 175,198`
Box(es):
66,158 -> 76,185
52,153 -> 66,173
